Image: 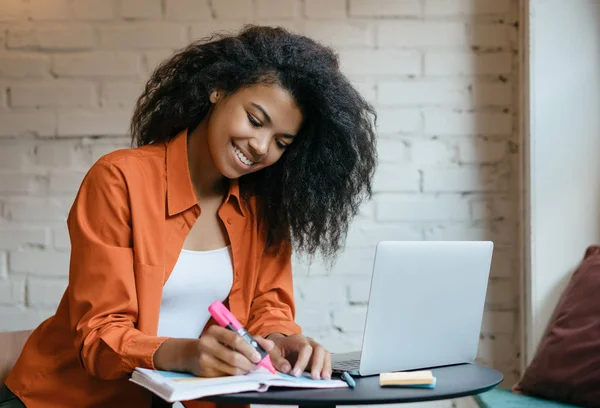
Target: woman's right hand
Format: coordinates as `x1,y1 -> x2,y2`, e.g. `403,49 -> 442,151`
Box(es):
154,325 -> 275,377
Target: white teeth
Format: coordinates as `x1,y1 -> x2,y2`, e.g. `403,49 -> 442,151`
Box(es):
233,144 -> 254,166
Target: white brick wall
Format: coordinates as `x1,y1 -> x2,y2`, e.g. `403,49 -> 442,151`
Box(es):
0,0 -> 521,403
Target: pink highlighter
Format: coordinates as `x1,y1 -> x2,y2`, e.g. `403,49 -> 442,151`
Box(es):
208,300 -> 277,374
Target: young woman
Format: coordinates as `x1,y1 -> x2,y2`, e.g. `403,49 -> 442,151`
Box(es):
1,25 -> 377,408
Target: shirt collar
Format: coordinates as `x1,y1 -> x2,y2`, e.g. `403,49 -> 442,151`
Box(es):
166,129 -> 246,217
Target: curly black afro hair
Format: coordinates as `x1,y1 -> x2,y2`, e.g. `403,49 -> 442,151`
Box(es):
130,25 -> 377,261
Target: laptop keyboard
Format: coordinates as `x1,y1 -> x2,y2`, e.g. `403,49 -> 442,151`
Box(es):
332,359 -> 360,371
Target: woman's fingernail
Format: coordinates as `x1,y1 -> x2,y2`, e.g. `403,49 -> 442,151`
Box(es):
293,368 -> 301,377
252,352 -> 261,362
282,363 -> 291,373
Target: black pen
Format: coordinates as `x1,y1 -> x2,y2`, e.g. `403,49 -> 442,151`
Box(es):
341,371 -> 356,389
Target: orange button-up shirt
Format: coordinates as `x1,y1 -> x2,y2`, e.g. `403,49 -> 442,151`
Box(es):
6,130 -> 302,408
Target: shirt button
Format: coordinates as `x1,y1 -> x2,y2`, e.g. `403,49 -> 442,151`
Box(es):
227,218 -> 233,225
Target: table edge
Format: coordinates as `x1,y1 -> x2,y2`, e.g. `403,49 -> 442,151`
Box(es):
202,370 -> 504,406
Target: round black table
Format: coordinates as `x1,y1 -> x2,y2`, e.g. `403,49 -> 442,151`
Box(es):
201,363 -> 503,408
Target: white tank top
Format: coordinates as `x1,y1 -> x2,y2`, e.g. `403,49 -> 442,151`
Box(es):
157,246 -> 234,339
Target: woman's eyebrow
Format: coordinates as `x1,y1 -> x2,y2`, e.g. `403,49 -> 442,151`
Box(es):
250,102 -> 296,138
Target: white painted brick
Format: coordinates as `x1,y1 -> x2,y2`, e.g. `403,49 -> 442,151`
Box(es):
164,0 -> 212,21
424,110 -> 512,136
339,50 -> 420,76
481,310 -> 515,335
0,252 -> 6,277
486,279 -> 518,309
422,165 -> 507,192
29,0 -> 69,20
316,330 -> 363,354
99,24 -> 188,50
294,276 -> 346,308
27,277 -> 67,309
308,246 -> 375,276
256,0 -> 298,19
348,79 -> 376,105
190,22 -> 240,40
53,52 -> 141,77
248,20 -> 299,34
376,194 -> 470,222
350,0 -> 421,17
0,144 -> 32,169
357,199 -> 375,219
0,172 -> 47,195
0,0 -> 28,21
101,81 -> 144,109
0,53 -> 51,78
373,164 -> 420,192
4,198 -> 70,222
89,139 -> 129,161
425,52 -> 512,76
0,111 -> 56,137
332,306 -> 367,332
7,24 -> 95,50
212,0 -> 253,19
473,82 -> 512,106
470,24 -> 510,48
73,0 -> 116,20
458,137 -> 507,164
410,137 -> 458,165
35,141 -> 92,169
9,81 -> 97,108
10,250 -> 70,276
378,79 -> 470,106
0,306 -> 54,330
294,307 -> 331,332
143,49 -> 178,73
347,276 -> 372,304
423,220 -> 512,245
57,110 -> 131,137
53,225 -> 70,250
303,21 -> 373,48
378,21 -> 467,48
376,108 -> 421,134
0,277 -> 25,304
376,138 -> 410,163
345,223 -> 423,247
470,195 -> 513,221
49,171 -> 86,193
304,0 -> 346,19
120,0 -> 162,19
0,227 -> 47,250
424,0 -> 511,16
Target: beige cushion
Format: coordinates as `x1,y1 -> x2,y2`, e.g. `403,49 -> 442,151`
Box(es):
0,330 -> 32,385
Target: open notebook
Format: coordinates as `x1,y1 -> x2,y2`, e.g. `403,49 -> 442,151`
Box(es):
131,367 -> 348,403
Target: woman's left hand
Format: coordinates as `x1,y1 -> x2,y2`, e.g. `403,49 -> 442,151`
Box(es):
267,333 -> 332,380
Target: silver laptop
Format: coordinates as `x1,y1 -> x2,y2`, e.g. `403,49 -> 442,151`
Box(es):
332,240 -> 493,377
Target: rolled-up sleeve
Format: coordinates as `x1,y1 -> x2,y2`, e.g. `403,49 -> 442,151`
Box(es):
246,240 -> 302,338
67,159 -> 168,380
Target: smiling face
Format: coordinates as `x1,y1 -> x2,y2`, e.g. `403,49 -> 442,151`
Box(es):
206,84 -> 303,179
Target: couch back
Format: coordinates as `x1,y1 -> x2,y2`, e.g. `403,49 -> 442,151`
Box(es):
0,330 -> 32,385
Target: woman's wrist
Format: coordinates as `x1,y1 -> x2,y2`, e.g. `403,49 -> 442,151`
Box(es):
153,338 -> 196,372
266,332 -> 287,341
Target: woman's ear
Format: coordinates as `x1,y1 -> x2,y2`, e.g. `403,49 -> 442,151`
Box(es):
209,89 -> 222,104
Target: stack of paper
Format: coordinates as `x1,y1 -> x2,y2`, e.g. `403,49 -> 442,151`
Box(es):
379,370 -> 437,389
